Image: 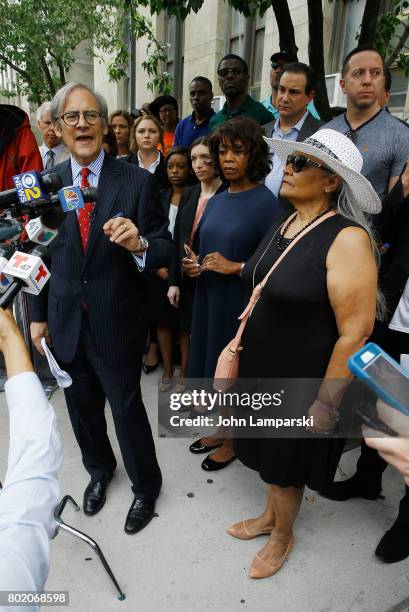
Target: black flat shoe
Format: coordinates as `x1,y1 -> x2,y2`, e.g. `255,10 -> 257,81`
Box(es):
189,439 -> 223,454
124,497 -> 156,534
143,362 -> 159,374
376,519 -> 409,563
201,454 -> 236,471
318,473 -> 382,501
83,476 -> 112,515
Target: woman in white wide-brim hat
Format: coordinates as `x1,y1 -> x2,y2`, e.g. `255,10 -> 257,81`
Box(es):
229,129 -> 383,579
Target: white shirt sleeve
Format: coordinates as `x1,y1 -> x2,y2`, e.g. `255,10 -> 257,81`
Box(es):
0,372 -> 61,609
132,251 -> 146,272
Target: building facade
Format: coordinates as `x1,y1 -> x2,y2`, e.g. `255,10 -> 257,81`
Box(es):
1,0 -> 409,126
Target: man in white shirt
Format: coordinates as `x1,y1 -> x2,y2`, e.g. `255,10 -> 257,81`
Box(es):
37,102 -> 69,169
0,308 -> 61,610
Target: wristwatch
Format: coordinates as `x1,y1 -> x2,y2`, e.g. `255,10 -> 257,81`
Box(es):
137,236 -> 149,252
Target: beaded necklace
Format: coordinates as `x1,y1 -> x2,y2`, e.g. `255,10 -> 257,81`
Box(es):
276,206 -> 333,252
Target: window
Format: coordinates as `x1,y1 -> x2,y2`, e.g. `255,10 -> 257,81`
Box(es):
227,9 -> 265,100
164,13 -> 184,109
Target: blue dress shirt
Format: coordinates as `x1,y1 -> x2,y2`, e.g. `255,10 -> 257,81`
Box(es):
264,112 -> 308,198
71,149 -> 146,269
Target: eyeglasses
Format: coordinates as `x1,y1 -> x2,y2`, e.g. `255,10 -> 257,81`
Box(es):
285,154 -> 333,174
58,111 -> 103,126
271,62 -> 284,70
345,129 -> 358,144
217,67 -> 245,78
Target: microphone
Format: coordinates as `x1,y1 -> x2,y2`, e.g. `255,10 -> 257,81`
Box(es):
39,186 -> 97,231
0,244 -> 50,308
0,245 -> 15,294
25,217 -> 59,246
0,172 -> 63,208
0,219 -> 24,241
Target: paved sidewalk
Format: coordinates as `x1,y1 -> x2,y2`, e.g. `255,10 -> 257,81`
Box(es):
1,368 -> 409,612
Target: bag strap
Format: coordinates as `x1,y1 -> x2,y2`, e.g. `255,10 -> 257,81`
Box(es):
228,210 -> 337,352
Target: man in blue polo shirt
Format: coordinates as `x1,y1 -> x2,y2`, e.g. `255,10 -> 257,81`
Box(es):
174,77 -> 215,148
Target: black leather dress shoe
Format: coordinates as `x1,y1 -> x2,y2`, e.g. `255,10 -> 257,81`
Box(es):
375,519 -> 409,563
143,361 -> 159,374
83,478 -> 111,515
124,497 -> 156,534
189,439 -> 223,454
319,473 -> 382,501
201,454 -> 236,471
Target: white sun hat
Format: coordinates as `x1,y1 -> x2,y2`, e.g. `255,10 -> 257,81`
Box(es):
263,128 -> 381,214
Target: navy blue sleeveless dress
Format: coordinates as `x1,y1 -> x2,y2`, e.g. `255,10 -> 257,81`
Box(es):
188,184 -> 280,379
235,213 -> 362,489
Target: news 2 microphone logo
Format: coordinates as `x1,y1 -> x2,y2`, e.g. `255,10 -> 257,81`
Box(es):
12,172 -> 46,205
58,186 -> 85,212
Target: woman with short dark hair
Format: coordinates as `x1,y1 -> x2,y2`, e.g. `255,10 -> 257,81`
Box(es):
184,117 -> 280,470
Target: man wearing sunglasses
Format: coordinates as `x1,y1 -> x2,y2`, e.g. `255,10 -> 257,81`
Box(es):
27,82 -> 173,536
263,63 -> 324,202
209,54 -> 274,132
261,50 -> 320,121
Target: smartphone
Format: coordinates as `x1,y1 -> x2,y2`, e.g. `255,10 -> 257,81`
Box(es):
348,342 -> 409,417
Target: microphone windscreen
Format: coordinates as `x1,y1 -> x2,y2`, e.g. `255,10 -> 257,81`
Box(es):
41,206 -> 66,230
42,173 -> 64,194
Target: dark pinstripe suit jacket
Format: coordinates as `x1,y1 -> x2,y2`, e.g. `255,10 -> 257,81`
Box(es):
27,153 -> 173,367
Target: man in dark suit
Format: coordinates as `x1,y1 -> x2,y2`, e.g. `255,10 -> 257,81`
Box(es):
28,82 -> 173,535
262,62 -> 324,206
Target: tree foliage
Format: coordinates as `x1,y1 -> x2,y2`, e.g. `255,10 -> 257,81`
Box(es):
0,0 -> 172,105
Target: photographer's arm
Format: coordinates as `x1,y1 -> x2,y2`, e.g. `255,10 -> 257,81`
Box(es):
0,309 -> 61,592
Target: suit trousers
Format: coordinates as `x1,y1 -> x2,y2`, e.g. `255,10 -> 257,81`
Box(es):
358,326 -> 408,514
62,315 -> 162,499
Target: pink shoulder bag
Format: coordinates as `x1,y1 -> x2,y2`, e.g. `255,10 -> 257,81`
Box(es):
213,211 -> 337,391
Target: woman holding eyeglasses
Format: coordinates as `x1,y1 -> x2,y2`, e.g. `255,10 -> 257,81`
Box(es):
184,117 -> 280,470
150,95 -> 179,156
229,129 -> 382,579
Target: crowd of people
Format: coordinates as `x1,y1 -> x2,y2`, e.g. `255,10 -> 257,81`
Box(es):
2,44 -> 409,598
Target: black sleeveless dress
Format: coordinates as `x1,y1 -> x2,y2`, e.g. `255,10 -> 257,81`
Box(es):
234,213 -> 362,490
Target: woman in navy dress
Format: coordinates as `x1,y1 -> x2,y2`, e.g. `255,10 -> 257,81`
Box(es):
184,117 -> 280,470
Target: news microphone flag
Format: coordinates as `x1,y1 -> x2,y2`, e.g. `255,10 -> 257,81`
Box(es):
12,172 -> 47,206
3,251 -> 50,295
25,218 -> 58,246
58,186 -> 85,212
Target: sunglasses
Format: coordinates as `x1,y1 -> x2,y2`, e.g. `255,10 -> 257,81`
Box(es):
271,62 -> 284,70
345,129 -> 358,144
217,67 -> 245,78
285,154 -> 334,174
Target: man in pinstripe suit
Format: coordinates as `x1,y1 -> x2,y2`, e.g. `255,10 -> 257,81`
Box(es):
28,82 -> 173,534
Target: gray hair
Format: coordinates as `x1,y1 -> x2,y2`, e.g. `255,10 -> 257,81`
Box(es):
50,81 -> 108,126
36,101 -> 52,122
335,183 -> 386,320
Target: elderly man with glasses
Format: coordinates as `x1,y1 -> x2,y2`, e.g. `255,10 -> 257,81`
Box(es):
27,82 -> 173,535
209,54 -> 274,131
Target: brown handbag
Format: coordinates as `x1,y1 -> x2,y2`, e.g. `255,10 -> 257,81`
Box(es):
213,211 -> 337,391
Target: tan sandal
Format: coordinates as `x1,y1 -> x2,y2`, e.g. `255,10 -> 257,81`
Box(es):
226,519 -> 273,541
249,533 -> 294,579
